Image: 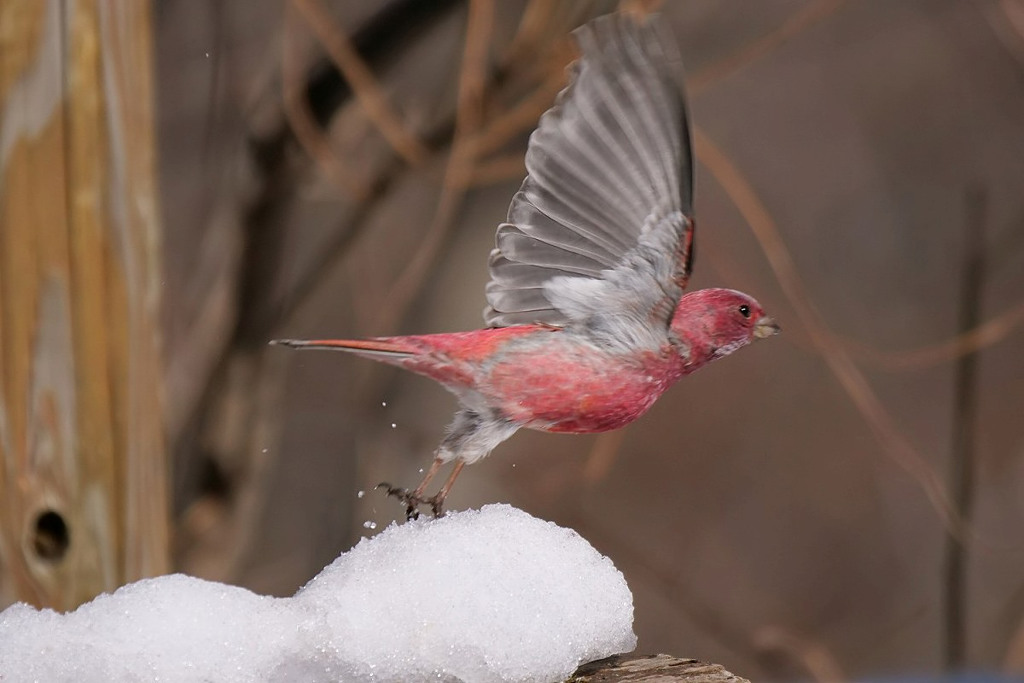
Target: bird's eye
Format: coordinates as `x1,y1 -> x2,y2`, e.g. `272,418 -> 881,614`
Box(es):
738,304 -> 751,318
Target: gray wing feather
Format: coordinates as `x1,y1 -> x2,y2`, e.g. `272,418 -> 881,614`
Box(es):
483,13 -> 694,348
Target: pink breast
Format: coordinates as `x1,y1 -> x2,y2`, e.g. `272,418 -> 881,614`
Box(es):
484,344 -> 678,433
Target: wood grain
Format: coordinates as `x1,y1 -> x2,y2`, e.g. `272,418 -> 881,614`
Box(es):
570,654 -> 751,682
0,0 -> 168,610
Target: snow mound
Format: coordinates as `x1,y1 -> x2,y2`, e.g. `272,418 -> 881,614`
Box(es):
0,504 -> 636,682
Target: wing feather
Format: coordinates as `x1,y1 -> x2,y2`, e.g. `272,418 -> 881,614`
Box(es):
483,13 -> 694,350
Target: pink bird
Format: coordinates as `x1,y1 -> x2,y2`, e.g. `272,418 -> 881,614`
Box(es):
274,14 -> 779,520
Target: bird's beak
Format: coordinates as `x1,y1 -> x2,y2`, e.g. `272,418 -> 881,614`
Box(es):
753,315 -> 781,339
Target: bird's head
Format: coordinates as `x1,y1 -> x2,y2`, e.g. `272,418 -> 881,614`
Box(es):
669,288 -> 780,363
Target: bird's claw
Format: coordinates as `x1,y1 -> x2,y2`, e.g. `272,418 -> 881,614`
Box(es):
375,482 -> 446,521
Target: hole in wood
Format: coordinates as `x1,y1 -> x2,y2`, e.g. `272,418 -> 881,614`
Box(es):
32,510 -> 70,562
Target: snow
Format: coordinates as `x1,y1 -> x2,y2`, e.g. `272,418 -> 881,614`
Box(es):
0,504 -> 636,682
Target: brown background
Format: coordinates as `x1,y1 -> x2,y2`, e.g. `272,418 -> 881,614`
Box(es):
153,1 -> 1024,680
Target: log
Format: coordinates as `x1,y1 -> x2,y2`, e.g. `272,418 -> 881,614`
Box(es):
570,654 -> 750,682
0,0 -> 168,610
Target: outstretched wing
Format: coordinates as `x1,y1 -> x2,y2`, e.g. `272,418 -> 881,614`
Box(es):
483,13 -> 694,350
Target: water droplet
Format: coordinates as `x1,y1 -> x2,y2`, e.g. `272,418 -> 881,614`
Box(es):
362,520 -> 377,530
390,422 -> 397,429
357,490 -> 365,499
382,401 -> 387,407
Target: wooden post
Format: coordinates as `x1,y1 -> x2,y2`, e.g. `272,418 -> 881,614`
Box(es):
0,0 -> 168,610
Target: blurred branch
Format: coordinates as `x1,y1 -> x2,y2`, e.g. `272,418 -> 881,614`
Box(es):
682,211 -> 1024,372
582,429 -> 629,484
371,0 -> 495,334
290,0 -> 430,167
273,3 -> 581,337
500,0 -> 596,70
943,187 -> 987,670
501,0 -> 562,70
754,626 -> 846,683
1006,609 -> 1024,674
998,562 -> 1024,674
554,505 -> 756,671
692,125 -> 966,542
683,0 -> 1014,380
980,0 -> 1024,76
841,300 -> 1024,371
688,0 -> 847,97
1005,0 -> 1024,40
199,2 -> 227,172
468,63 -> 569,160
177,0 -> 467,582
618,0 -> 664,19
450,0 -> 492,174
282,2 -> 371,200
465,153 -> 527,187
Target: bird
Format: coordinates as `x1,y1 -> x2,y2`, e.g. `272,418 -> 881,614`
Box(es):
273,13 -> 779,520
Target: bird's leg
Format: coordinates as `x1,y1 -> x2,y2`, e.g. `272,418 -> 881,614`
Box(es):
376,458 -> 466,520
377,456 -> 443,520
423,460 -> 465,518
377,408 -> 514,520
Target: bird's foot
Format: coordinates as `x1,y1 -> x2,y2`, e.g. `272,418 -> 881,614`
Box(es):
376,482 -> 446,521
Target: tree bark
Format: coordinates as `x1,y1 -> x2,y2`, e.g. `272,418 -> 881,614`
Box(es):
570,654 -> 750,682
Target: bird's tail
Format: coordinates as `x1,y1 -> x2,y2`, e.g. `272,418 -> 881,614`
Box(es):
270,337 -> 416,364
